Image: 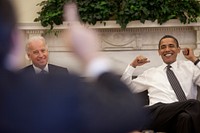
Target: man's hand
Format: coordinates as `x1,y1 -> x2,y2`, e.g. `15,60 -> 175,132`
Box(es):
130,55 -> 150,68
64,2 -> 100,65
182,48 -> 198,63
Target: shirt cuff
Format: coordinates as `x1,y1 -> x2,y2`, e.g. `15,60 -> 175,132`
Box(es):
84,57 -> 112,79
124,65 -> 135,75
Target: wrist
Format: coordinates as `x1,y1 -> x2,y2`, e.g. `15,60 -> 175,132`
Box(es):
130,63 -> 136,68
194,58 -> 200,65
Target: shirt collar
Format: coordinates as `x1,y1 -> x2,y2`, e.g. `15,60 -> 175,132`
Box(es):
169,61 -> 178,69
161,61 -> 178,70
33,64 -> 49,74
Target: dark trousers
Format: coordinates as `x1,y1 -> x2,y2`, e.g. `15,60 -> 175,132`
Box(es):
145,99 -> 200,133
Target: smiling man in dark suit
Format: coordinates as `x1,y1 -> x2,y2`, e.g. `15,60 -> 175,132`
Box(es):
20,36 -> 68,74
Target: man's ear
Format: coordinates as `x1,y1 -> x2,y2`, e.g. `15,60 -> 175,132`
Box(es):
27,53 -> 30,59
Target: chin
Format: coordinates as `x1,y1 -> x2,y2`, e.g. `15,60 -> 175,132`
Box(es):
164,60 -> 175,64
38,64 -> 46,68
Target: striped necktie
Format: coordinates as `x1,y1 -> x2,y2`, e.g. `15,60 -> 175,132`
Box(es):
166,65 -> 187,101
40,69 -> 47,74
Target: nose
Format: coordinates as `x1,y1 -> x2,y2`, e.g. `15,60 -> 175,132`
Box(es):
38,51 -> 44,57
165,46 -> 171,51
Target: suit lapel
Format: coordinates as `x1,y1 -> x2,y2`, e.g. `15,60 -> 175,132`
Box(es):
30,65 -> 36,74
48,64 -> 53,73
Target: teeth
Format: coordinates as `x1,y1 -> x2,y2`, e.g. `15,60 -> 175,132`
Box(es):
165,53 -> 172,57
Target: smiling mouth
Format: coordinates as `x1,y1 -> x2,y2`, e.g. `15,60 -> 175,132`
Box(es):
164,53 -> 173,57
38,59 -> 46,63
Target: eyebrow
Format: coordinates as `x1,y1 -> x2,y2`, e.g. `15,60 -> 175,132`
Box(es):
160,43 -> 177,48
160,43 -> 175,46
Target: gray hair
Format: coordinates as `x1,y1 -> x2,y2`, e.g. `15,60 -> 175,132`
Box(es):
26,36 -> 48,53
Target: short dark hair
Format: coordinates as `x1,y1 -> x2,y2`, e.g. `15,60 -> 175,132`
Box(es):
0,0 -> 17,66
158,35 -> 179,49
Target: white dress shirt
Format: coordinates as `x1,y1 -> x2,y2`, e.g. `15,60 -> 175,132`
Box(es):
33,64 -> 49,74
121,60 -> 200,106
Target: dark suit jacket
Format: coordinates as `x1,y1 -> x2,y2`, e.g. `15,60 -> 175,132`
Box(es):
19,64 -> 68,75
0,68 -> 148,133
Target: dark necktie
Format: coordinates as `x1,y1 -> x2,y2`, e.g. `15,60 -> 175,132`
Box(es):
166,65 -> 187,101
40,69 -> 47,74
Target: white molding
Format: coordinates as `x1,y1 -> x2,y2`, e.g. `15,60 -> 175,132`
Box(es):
18,20 -> 200,51
18,19 -> 200,29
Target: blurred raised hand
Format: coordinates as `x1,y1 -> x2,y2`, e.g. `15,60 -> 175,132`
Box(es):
64,2 -> 101,65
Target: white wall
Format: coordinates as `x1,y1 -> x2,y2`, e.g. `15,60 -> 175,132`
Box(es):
13,0 -> 42,23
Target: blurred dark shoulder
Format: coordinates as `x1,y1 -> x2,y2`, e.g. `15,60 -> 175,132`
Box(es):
1,67 -> 81,93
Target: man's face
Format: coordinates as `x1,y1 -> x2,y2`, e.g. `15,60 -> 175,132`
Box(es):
27,40 -> 48,69
158,38 -> 180,64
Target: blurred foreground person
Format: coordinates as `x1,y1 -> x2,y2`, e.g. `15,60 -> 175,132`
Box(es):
0,0 -> 148,133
